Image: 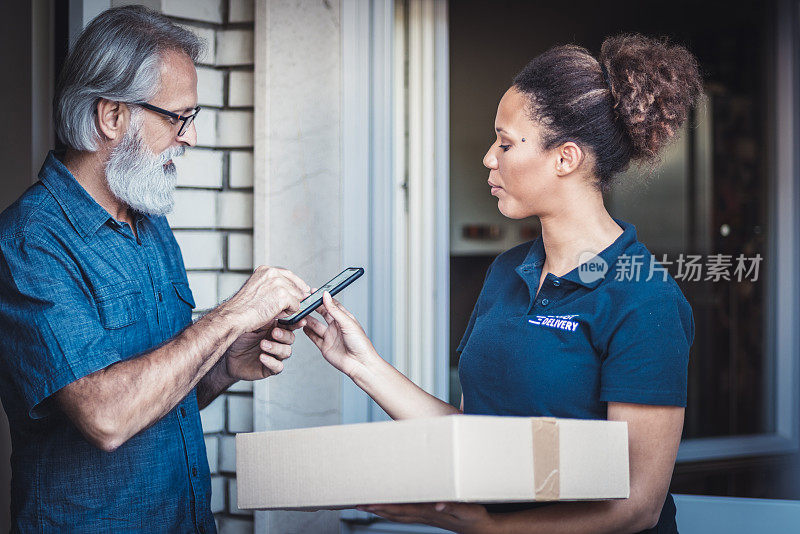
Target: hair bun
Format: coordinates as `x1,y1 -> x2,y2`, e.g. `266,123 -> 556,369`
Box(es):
599,34 -> 702,162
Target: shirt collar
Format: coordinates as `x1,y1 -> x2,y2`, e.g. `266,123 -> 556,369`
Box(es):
39,150 -> 144,239
517,218 -> 638,289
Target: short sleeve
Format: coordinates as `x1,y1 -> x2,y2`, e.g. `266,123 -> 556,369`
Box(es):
600,288 -> 694,407
0,233 -> 122,419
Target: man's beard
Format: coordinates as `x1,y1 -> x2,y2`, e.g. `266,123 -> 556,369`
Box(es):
105,118 -> 185,216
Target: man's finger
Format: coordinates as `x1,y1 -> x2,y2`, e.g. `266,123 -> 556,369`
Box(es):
280,318 -> 307,331
260,339 -> 292,360
276,268 -> 311,295
271,327 -> 295,344
278,279 -> 307,303
259,354 -> 284,374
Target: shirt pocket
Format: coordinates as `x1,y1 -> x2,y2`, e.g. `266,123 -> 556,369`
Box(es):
170,280 -> 196,333
93,280 -> 143,329
173,281 -> 196,308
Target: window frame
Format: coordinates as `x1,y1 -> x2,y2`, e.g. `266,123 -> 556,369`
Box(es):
340,0 -> 450,432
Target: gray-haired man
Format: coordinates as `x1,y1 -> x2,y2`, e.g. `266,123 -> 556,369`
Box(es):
0,6 -> 309,532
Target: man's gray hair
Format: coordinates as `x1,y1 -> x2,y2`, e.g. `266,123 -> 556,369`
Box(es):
54,5 -> 203,152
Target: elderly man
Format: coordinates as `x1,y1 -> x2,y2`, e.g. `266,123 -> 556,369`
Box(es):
0,6 -> 309,532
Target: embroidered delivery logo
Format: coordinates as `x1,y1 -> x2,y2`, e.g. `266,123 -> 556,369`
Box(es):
529,314 -> 580,332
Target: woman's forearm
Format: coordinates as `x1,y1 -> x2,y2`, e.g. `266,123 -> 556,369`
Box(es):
350,352 -> 460,420
489,498 -> 655,534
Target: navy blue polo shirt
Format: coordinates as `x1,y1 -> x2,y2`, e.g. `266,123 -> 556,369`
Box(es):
0,151 -> 215,533
457,219 -> 692,533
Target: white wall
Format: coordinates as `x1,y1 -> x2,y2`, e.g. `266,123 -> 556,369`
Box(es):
252,0 -> 344,532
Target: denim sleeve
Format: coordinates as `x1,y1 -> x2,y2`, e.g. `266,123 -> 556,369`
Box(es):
600,288 -> 693,407
0,232 -> 121,419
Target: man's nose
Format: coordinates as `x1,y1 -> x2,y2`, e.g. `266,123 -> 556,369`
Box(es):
177,122 -> 197,147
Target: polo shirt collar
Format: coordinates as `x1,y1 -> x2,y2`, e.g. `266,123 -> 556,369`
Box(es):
517,218 -> 638,289
39,150 -> 146,239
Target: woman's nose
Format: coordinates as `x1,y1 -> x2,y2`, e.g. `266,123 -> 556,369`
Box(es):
483,147 -> 498,170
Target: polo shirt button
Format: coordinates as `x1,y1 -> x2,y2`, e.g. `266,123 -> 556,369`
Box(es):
552,279 -> 561,287
541,298 -> 549,306
180,407 -> 186,418
192,466 -> 198,477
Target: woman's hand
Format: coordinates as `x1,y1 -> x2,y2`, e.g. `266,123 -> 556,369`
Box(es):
303,292 -> 378,378
356,502 -> 496,534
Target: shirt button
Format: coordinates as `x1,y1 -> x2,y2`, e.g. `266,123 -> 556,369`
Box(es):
180,407 -> 186,418
522,266 -> 532,273
540,298 -> 550,306
157,291 -> 163,302
192,466 -> 198,477
552,279 -> 561,287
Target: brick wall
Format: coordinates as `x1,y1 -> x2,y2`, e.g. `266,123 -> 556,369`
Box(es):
127,1 -> 256,532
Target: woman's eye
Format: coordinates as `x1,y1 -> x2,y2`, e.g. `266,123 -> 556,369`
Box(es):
499,144 -> 511,152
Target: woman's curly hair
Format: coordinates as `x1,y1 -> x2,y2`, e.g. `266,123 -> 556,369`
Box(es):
513,34 -> 703,189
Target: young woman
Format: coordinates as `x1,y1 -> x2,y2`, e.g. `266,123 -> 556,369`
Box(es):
302,34 -> 701,534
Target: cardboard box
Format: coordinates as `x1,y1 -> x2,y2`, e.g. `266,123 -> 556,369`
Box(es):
236,415 -> 629,511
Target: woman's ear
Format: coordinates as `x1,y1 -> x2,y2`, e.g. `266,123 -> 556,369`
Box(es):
554,141 -> 584,176
95,99 -> 130,142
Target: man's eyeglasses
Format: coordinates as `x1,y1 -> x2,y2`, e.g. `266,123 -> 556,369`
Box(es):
135,103 -> 201,137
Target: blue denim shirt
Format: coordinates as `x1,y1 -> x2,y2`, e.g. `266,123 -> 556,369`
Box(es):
0,151 -> 215,533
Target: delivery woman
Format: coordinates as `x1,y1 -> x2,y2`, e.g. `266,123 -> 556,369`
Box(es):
301,33 -> 701,534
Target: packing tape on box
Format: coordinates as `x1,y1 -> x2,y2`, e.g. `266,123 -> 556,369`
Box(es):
532,418 -> 559,500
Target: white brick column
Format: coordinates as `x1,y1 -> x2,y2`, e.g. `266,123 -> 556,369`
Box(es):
253,0 -> 344,532
111,1 -> 257,531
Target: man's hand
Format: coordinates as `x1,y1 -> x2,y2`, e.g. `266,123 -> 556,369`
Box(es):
196,265 -> 311,407
218,266 -> 310,333
222,319 -> 306,381
218,265 -> 310,380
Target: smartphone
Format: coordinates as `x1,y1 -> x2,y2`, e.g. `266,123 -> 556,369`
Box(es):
277,267 -> 365,326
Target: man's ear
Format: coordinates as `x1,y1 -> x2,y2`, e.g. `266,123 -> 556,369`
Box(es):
554,141 -> 584,176
95,99 -> 130,142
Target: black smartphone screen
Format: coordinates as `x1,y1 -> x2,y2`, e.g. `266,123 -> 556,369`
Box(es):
277,267 -> 364,326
